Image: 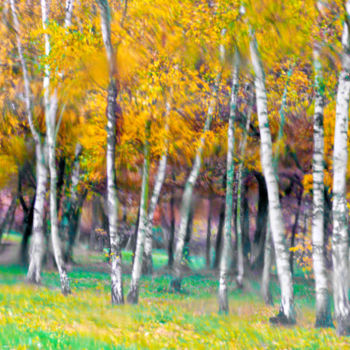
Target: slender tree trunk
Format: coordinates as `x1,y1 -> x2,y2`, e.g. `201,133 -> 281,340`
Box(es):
213,178 -> 226,269
10,0 -> 48,284
262,216 -> 273,305
27,144 -> 48,283
251,172 -> 268,270
0,196 -> 17,244
235,107 -> 251,288
20,195 -> 35,265
98,0 -> 124,304
61,144 -> 82,263
40,0 -> 71,295
143,151 -> 168,274
127,121 -> 151,304
311,42 -> 333,328
206,195 -> 213,268
219,52 -> 238,313
65,190 -> 87,263
47,95 -> 71,294
331,3 -> 350,335
289,188 -> 303,276
242,182 -> 251,265
250,32 -> 295,324
168,181 -> 176,267
183,205 -> 194,267
143,103 -> 170,274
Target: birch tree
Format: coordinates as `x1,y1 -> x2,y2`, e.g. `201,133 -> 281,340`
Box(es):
97,0 -> 124,304
311,1 -> 333,328
143,102 -> 170,274
10,0 -> 49,284
127,120 -> 151,303
40,0 -> 74,295
249,32 -> 295,324
331,1 -> 350,335
170,27 -> 225,291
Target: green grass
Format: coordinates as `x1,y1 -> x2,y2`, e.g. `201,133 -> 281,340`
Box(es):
0,249 -> 349,349
1,231 -> 22,243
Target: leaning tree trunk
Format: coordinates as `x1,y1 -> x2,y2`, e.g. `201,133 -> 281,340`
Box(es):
218,52 -> 239,313
127,121 -> 151,304
171,75 -> 220,292
143,103 -> 170,274
250,32 -> 295,324
98,0 -> 124,304
312,43 -> 333,328
331,3 -> 350,335
235,106 -> 251,288
143,151 -> 168,274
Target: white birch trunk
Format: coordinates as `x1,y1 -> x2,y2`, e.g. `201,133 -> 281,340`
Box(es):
98,0 -> 124,304
312,43 -> 332,327
250,32 -> 295,323
127,121 -> 151,304
47,94 -> 70,294
332,2 -> 350,335
143,152 -> 168,274
40,0 -> 71,295
218,52 -> 238,312
27,143 -> 48,283
10,0 -> 47,283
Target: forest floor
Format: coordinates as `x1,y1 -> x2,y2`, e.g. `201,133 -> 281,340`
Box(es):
0,233 -> 349,349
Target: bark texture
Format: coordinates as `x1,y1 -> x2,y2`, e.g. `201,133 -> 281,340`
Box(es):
332,2 -> 350,335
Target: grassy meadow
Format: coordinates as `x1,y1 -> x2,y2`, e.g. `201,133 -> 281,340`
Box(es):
0,233 -> 349,349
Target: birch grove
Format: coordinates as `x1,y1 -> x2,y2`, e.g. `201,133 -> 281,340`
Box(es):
4,0 -> 350,342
